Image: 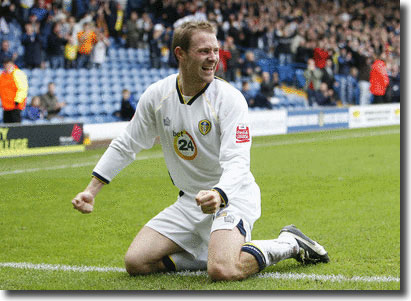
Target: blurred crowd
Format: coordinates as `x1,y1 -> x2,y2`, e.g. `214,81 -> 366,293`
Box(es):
0,0 -> 400,109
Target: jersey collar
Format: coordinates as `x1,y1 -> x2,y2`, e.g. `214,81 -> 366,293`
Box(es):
176,76 -> 211,105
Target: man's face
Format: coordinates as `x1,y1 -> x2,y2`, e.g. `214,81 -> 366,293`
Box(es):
4,62 -> 14,73
2,41 -> 9,51
48,83 -> 55,94
180,30 -> 219,85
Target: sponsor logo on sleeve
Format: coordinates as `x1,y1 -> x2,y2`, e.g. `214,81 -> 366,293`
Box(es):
235,124 -> 250,143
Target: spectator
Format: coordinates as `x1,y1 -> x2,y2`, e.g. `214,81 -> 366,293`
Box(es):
104,0 -> 124,46
94,5 -> 110,38
274,21 -> 297,65
252,93 -> 273,110
64,36 -> 78,68
39,82 -> 66,119
272,72 -> 281,90
337,48 -> 353,76
259,71 -> 275,102
387,63 -> 400,103
224,35 -> 241,82
313,39 -> 329,69
215,39 -> 232,80
0,58 -> 28,123
21,22 -> 44,69
295,39 -> 314,64
39,13 -> 54,51
304,58 -> 323,107
116,89 -> 137,121
18,0 -> 35,25
321,59 -> 336,90
65,15 -> 82,46
316,82 -> 337,106
28,0 -> 49,24
91,30 -> 110,68
24,95 -> 45,121
149,23 -> 164,69
46,21 -> 68,69
0,40 -> 18,64
345,67 -> 360,105
240,51 -> 261,80
125,11 -> 141,48
352,50 -> 372,106
138,12 -> 153,47
77,22 -> 97,69
113,2 -> 125,45
369,55 -> 390,104
71,0 -> 90,21
240,81 -> 255,107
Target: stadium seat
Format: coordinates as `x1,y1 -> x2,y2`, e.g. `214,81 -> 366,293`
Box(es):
89,103 -> 105,116
77,94 -> 90,104
77,103 -> 91,116
101,102 -> 117,115
101,92 -> 113,103
60,104 -> 78,117
295,69 -> 306,88
277,65 -> 295,86
65,94 -> 78,105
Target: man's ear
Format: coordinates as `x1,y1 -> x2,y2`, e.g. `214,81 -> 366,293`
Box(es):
174,46 -> 184,62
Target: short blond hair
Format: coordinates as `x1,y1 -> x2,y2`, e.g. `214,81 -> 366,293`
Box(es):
172,21 -> 217,61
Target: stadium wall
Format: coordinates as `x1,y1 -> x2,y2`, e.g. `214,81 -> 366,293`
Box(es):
0,104 -> 399,157
83,103 -> 400,143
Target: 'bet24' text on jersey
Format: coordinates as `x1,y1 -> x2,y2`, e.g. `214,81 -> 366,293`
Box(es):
92,74 -> 256,205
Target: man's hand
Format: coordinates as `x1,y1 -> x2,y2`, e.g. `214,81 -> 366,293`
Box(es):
195,190 -> 221,214
71,177 -> 105,214
72,191 -> 95,214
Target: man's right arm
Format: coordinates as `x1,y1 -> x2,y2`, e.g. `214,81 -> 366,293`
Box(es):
71,84 -> 158,214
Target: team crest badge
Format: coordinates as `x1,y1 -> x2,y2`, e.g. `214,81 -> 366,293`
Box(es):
198,119 -> 211,136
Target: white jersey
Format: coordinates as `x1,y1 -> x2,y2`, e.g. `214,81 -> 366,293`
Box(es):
93,74 -> 256,206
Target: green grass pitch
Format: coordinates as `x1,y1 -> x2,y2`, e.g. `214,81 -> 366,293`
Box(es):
0,125 -> 400,290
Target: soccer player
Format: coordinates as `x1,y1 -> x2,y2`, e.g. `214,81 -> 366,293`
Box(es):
71,21 -> 329,281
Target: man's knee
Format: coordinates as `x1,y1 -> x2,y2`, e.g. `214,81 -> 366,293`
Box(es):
207,261 -> 245,281
124,251 -> 153,276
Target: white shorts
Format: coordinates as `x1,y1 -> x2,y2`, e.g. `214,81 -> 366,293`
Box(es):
145,182 -> 261,262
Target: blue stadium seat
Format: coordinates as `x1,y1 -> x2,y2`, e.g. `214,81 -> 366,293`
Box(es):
277,65 -> 295,86
101,92 -> 113,103
89,93 -> 102,104
77,94 -> 90,104
89,103 -> 105,116
102,103 -> 116,115
88,84 -> 100,94
100,85 -> 112,94
295,69 -> 306,88
64,94 -> 77,105
60,104 -> 78,117
77,103 -> 91,116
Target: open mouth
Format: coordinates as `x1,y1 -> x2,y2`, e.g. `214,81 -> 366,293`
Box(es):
202,66 -> 214,72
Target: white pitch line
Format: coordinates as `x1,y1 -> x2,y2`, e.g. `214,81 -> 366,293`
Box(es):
0,127 -> 399,177
0,153 -> 164,176
252,128 -> 400,148
0,262 -> 400,284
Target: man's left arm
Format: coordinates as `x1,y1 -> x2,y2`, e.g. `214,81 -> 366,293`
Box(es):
196,89 -> 252,214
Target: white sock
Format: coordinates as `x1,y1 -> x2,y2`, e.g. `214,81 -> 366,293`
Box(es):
164,252 -> 207,271
242,232 -> 299,270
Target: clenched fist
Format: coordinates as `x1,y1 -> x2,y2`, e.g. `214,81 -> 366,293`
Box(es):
195,190 -> 221,214
72,191 -> 95,214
